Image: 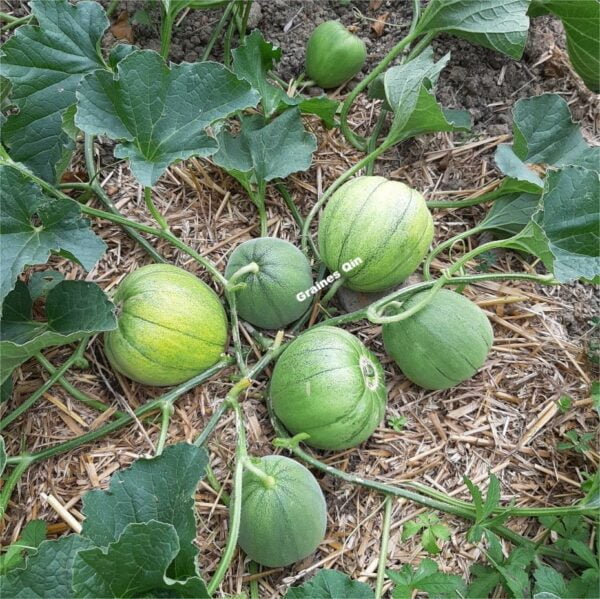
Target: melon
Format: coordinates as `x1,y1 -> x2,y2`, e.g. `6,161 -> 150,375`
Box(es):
318,176 -> 434,292
238,455 -> 327,567
382,289 -> 493,390
225,237 -> 313,330
104,264 -> 228,386
270,326 -> 387,450
305,20 -> 367,89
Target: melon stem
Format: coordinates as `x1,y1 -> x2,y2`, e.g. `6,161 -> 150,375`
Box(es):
242,457 -> 276,489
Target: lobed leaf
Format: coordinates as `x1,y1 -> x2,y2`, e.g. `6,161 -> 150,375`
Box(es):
286,569 -> 374,598
415,0 -> 530,59
0,165 -> 106,306
388,559 -> 466,599
0,0 -> 109,182
75,50 -> 259,186
0,280 -> 116,386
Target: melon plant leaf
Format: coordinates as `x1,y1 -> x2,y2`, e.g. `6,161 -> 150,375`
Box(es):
372,48 -> 471,145
414,0 -> 530,59
495,145 -> 544,189
480,192 -> 540,237
75,50 -> 259,187
0,520 -> 46,575
286,569 -> 375,598
541,0 -> 599,92
507,166 -> 600,283
81,443 -> 209,580
72,521 -> 210,598
213,109 -> 317,184
0,280 -> 116,385
0,535 -> 94,599
28,270 -> 65,301
0,0 -> 109,182
387,559 -> 467,599
0,165 -> 106,306
508,94 -> 600,170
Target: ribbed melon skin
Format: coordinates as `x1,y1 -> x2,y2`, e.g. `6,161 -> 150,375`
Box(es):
318,176 -> 434,292
104,264 -> 228,386
382,289 -> 493,390
225,238 -> 313,330
305,21 -> 367,89
238,455 -> 327,567
270,326 -> 387,450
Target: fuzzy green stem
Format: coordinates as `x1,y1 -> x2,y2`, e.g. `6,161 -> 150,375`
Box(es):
365,109 -> 389,176
250,181 -> 268,237
160,12 -> 175,60
144,186 -> 169,231
5,358 -> 234,467
424,227 -> 483,280
339,31 -> 418,150
320,276 -> 345,307
205,462 -> 230,506
0,13 -> 32,31
249,562 -> 260,599
225,289 -> 248,375
426,187 -> 510,210
301,140 -> 394,255
83,135 -> 165,263
276,183 -> 319,257
223,13 -> 236,67
238,0 -> 253,40
405,31 -> 435,61
155,401 -> 174,456
242,456 -> 275,488
0,338 -> 90,431
35,354 -> 123,417
202,0 -> 236,61
226,262 -> 259,290
0,457 -> 33,520
375,495 -> 393,599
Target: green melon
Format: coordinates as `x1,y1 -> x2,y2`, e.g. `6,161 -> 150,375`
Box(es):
238,455 -> 327,567
270,326 -> 387,450
305,21 -> 367,89
318,176 -> 434,293
104,264 -> 228,386
225,237 -> 313,330
382,289 -> 494,390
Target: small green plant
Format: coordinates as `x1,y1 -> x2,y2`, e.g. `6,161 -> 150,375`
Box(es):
401,513 -> 451,554
388,416 -> 408,432
558,430 -> 596,454
557,395 -> 573,412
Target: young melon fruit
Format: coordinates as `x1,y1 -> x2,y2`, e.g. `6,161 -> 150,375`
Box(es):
271,326 -> 387,450
238,455 -> 327,567
305,20 -> 367,89
225,238 -> 313,330
104,264 -> 228,386
318,176 -> 434,293
382,289 -> 493,390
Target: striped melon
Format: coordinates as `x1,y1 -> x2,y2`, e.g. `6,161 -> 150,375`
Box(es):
238,455 -> 327,567
318,176 -> 433,292
104,264 -> 228,386
225,237 -> 313,329
270,326 -> 387,450
382,289 -> 493,390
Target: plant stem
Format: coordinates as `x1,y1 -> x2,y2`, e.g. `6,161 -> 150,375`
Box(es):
0,13 -> 32,31
423,227 -> 483,280
160,8 -> 175,60
226,262 -> 259,290
238,0 -> 253,41
225,289 -> 248,375
249,562 -> 260,599
202,0 -> 236,61
425,187 -> 508,210
5,358 -> 234,467
365,109 -> 388,176
375,495 -> 393,599
155,401 -> 173,456
405,31 -> 435,61
301,140 -> 394,255
339,31 -> 417,151
223,13 -> 236,67
35,354 -> 123,417
242,456 -> 275,488
106,0 -> 120,18
276,183 -> 319,256
320,276 -> 344,306
83,135 -> 165,263
0,457 -> 33,520
144,186 -> 169,231
251,180 -> 268,237
205,462 -> 230,506
0,338 -> 90,431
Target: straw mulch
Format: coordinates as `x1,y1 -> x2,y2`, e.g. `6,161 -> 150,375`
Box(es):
2,54 -> 599,597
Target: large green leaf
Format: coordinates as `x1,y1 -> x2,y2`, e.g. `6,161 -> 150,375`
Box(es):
75,50 -> 259,186
286,569 -> 374,598
81,443 -> 209,580
543,0 -> 599,92
0,535 -> 94,599
0,165 -> 106,306
508,166 -> 600,282
387,559 -> 466,599
371,48 -> 471,144
414,0 -> 530,59
0,520 -> 46,575
73,521 -> 209,598
0,0 -> 108,182
213,109 -> 317,184
510,94 -> 600,169
480,192 -> 540,237
494,145 -> 544,189
0,280 -> 116,386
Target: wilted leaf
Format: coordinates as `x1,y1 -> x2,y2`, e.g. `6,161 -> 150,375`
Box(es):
0,165 -> 106,306
75,50 -> 259,186
286,569 -> 375,598
110,11 -> 134,43
0,0 -> 109,182
0,280 -> 116,385
415,0 -> 530,59
371,13 -> 389,37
